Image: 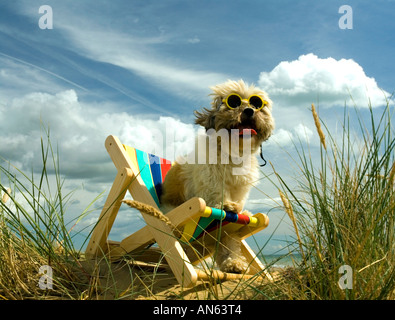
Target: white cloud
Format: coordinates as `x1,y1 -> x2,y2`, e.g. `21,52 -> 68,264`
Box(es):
57,23 -> 226,99
259,54 -> 391,108
246,197 -> 282,210
0,55 -> 83,102
268,129 -> 294,147
188,37 -> 201,44
0,89 -> 200,244
7,1 -> 228,101
294,123 -> 313,143
0,90 -> 197,181
266,124 -> 313,148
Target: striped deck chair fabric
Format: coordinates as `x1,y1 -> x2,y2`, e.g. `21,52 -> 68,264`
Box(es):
123,145 -> 260,242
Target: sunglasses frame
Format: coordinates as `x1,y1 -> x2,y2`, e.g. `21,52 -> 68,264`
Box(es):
222,93 -> 268,111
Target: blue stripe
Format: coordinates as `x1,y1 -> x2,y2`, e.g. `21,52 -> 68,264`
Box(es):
148,153 -> 163,204
135,149 -> 160,207
224,211 -> 238,223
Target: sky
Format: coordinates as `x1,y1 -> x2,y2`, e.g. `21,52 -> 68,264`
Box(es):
0,0 -> 394,255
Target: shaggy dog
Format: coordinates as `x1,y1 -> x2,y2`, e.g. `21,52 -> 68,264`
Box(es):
160,79 -> 275,273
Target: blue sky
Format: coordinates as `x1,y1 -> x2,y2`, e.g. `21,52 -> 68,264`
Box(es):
1,0 -> 394,254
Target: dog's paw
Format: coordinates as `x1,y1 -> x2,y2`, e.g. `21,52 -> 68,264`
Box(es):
240,209 -> 252,217
222,201 -> 243,213
219,257 -> 250,274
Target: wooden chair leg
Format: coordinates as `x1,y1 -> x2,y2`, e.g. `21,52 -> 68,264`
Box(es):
108,197 -> 206,260
85,167 -> 134,259
125,189 -> 199,287
240,240 -> 273,281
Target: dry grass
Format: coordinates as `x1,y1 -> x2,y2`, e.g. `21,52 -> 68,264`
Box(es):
311,103 -> 327,150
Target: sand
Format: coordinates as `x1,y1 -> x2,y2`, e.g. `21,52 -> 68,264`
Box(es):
80,258 -> 278,300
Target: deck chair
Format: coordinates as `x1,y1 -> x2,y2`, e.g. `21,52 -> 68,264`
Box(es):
86,135 -> 273,287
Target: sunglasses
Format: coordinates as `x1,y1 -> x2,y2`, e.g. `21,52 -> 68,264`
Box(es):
222,93 -> 268,111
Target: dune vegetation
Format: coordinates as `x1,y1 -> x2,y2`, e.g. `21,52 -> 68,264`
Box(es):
0,100 -> 394,300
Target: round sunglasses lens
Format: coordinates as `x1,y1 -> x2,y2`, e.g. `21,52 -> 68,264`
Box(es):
249,96 -> 263,109
227,95 -> 242,109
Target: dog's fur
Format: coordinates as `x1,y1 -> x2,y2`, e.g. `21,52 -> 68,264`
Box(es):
160,79 -> 275,273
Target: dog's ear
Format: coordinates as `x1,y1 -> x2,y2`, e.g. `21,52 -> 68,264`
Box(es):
194,108 -> 216,131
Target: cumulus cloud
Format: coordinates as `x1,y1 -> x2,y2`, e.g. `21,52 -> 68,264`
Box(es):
266,123 -> 313,148
0,89 -> 197,182
259,54 -> 391,108
294,123 -> 313,143
268,129 -> 294,147
0,88 -> 200,242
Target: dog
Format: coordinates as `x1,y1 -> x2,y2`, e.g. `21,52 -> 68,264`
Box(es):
160,79 -> 275,273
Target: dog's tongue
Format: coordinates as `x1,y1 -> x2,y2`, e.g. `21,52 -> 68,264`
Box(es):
239,128 -> 257,136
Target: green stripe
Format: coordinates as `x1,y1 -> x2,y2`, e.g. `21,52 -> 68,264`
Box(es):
191,217 -> 215,241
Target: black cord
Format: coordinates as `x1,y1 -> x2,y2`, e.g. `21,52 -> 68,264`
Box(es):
259,145 -> 267,167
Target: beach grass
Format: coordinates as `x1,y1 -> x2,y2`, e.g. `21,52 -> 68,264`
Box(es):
0,127 -> 115,299
266,101 -> 395,299
0,99 -> 394,300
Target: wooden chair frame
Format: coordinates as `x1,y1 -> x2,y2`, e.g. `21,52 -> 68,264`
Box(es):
86,135 -> 273,287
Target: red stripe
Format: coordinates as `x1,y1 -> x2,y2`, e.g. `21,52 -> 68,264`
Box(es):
160,159 -> 172,181
236,214 -> 250,225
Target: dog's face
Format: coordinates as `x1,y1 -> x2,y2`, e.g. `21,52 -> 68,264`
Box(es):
195,79 -> 275,154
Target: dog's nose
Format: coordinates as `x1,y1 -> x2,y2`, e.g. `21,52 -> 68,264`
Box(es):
243,107 -> 254,118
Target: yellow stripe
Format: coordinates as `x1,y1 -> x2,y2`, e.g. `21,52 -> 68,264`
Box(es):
248,216 -> 259,227
203,207 -> 212,217
180,218 -> 200,243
